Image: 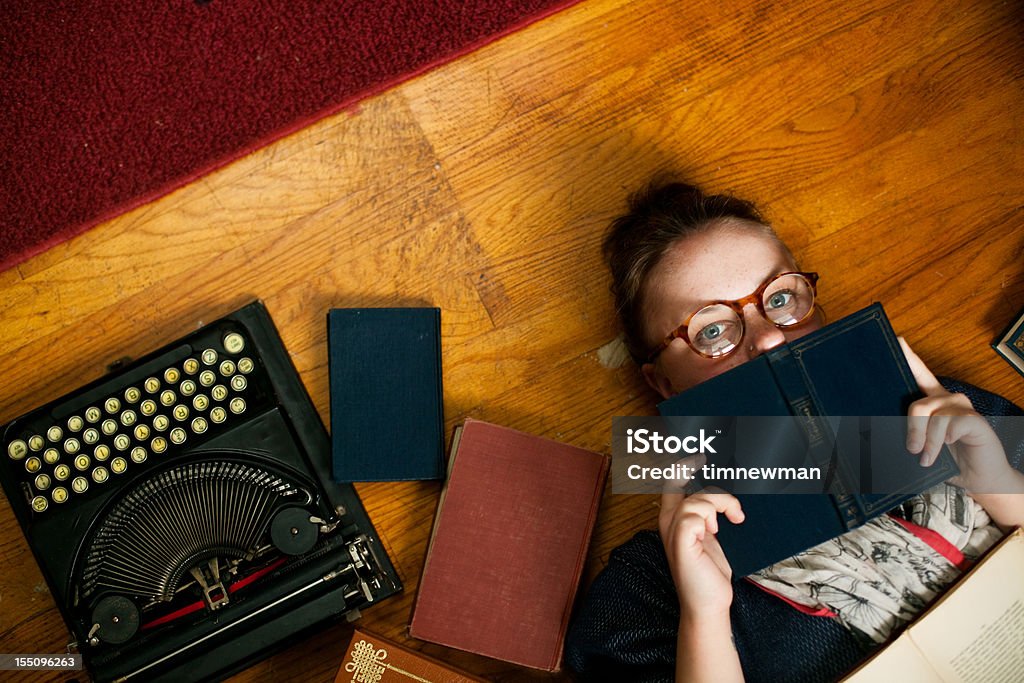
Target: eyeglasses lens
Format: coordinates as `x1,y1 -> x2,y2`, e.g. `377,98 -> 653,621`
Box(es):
762,274 -> 814,326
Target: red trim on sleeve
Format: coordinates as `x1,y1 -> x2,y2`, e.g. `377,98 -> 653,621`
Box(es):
744,577 -> 837,618
887,515 -> 972,571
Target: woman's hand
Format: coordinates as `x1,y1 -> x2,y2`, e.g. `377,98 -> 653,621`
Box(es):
658,488 -> 744,619
901,338 -> 1024,529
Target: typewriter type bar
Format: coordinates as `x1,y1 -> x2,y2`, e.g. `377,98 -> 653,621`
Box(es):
0,301 -> 402,683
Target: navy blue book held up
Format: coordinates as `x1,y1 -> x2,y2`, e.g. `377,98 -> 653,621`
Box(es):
329,308 -> 444,482
658,303 -> 957,576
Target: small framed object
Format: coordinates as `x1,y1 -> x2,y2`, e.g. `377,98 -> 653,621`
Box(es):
992,307 -> 1024,378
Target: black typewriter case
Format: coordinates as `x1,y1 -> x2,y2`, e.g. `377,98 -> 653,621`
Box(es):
0,301 -> 402,682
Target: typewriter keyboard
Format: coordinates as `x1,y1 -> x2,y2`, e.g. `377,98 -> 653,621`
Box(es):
4,330 -> 263,515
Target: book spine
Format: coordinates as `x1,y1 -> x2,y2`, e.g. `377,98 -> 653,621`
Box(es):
767,348 -> 864,529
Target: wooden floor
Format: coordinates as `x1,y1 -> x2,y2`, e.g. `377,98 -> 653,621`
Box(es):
2,0 -> 1023,680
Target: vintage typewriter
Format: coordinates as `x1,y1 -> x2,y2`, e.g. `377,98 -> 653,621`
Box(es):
0,301 -> 402,682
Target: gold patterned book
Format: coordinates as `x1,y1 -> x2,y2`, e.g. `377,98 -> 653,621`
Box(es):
992,306 -> 1024,379
337,629 -> 487,683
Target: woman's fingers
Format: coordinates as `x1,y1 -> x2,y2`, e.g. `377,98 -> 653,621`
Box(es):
899,337 -> 944,396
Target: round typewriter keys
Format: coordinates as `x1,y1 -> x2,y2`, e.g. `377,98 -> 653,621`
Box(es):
101,419 -> 117,436
183,358 -> 200,375
72,476 -> 89,494
153,415 -> 170,432
53,464 -> 71,481
51,487 -> 69,504
199,370 -> 216,387
111,457 -> 128,474
144,377 -> 161,394
191,417 -> 208,434
223,332 -> 245,354
7,439 -> 27,460
211,385 -> 229,402
124,387 -> 141,403
229,398 -> 246,415
64,437 -> 81,455
120,410 -> 137,427
193,394 -> 209,411
94,445 -> 111,461
30,496 -> 48,513
219,360 -> 236,377
140,399 -> 157,417
47,426 -> 63,442
173,405 -> 189,422
151,437 -> 168,454
43,448 -> 60,465
238,357 -> 254,374
34,473 -> 51,491
164,367 -> 181,384
230,375 -> 247,392
180,379 -> 197,397
134,424 -> 150,441
130,447 -> 147,464
83,428 -> 100,445
74,455 -> 91,471
210,407 -> 227,424
159,390 -> 176,407
85,406 -> 102,423
114,435 -> 131,451
67,415 -> 84,432
28,435 -> 44,451
104,398 -> 121,414
25,456 -> 42,473
92,467 -> 109,484
201,349 -> 218,365
169,428 -> 187,445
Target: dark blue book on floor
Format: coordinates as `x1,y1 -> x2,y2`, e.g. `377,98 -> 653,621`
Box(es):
658,303 -> 957,576
329,308 -> 444,482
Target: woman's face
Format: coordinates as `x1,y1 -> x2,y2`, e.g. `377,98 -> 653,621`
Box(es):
640,220 -> 821,398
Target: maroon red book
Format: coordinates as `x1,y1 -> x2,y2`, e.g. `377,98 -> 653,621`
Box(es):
409,418 -> 609,671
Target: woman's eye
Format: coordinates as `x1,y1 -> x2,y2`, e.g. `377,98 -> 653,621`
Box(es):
699,323 -> 725,341
766,291 -> 795,310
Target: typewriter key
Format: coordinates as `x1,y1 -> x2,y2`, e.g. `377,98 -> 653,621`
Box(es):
104,397 -> 121,414
153,415 -> 170,431
159,390 -> 176,407
211,385 -> 228,401
92,467 -> 109,484
230,375 -> 247,392
173,404 -> 189,421
47,426 -> 63,442
124,386 -> 141,403
25,456 -> 41,473
183,358 -> 200,375
74,455 -> 91,471
199,370 -> 216,387
193,394 -> 209,411
151,437 -> 168,454
72,476 -> 89,494
85,406 -> 102,423
210,406 -> 227,424
169,428 -> 187,445
54,464 -> 71,481
144,377 -> 161,393
180,379 -> 197,396
219,359 -> 236,377
7,439 -> 27,460
111,457 -> 128,474
164,367 -> 181,384
67,415 -> 84,432
90,596 -> 139,645
114,434 -> 131,451
94,444 -> 111,461
130,447 -> 147,464
201,348 -> 218,365
120,410 -> 137,427
43,448 -> 60,465
31,496 -> 48,513
140,399 -> 157,416
34,473 -> 51,491
83,428 -> 100,445
191,417 -> 208,434
28,435 -> 44,451
238,357 -> 254,374
52,487 -> 68,504
270,507 -> 319,555
64,437 -> 81,454
101,419 -> 117,436
229,397 -> 246,415
134,424 -> 150,441
223,332 -> 245,354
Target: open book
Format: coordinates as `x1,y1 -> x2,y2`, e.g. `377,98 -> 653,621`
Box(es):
843,528 -> 1024,682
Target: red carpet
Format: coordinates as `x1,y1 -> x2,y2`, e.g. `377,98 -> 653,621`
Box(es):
0,0 -> 582,273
